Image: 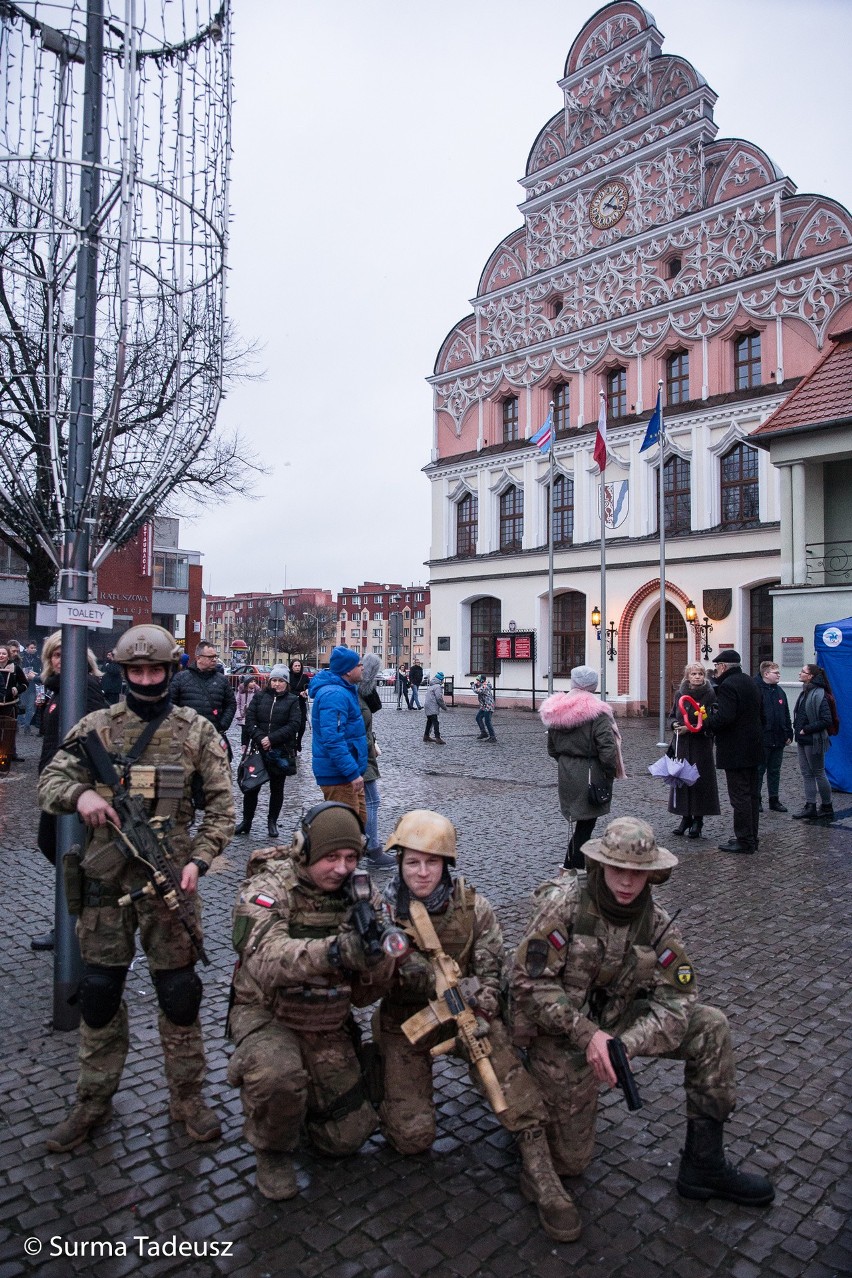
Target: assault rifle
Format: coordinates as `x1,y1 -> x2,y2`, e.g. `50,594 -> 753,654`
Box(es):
344,869 -> 409,960
400,899 -> 507,1114
607,1037 -> 642,1111
81,730 -> 210,966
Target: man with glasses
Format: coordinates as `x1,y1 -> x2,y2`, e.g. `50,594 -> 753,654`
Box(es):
170,640 -> 237,762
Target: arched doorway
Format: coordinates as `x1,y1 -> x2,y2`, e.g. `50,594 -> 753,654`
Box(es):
647,602 -> 688,715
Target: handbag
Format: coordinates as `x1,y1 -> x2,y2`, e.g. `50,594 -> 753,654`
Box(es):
237,745 -> 269,793
587,770 -> 612,807
266,746 -> 297,777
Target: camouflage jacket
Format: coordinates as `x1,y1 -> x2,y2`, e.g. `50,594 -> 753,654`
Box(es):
510,874 -> 696,1058
37,702 -> 235,879
229,848 -> 394,1042
384,878 -> 504,1020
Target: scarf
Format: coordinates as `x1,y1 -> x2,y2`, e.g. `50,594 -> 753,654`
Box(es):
585,861 -> 652,927
383,865 -> 454,920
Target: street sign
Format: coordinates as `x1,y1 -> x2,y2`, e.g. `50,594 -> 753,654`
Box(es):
56,599 -> 115,629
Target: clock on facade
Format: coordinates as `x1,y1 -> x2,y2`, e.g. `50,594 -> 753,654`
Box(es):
589,179 -> 629,230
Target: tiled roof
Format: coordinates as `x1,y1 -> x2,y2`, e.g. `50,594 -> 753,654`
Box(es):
751,328 -> 852,440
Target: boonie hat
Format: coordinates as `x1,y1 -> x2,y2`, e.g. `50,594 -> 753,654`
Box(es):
582,816 -> 678,872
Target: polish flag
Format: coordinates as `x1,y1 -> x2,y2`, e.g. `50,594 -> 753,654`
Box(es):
593,396 -> 607,471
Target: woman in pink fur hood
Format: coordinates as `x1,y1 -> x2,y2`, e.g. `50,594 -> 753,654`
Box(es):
539,665 -> 627,870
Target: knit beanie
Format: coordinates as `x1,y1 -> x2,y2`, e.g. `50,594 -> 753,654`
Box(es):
570,664 -> 599,691
330,646 -> 361,676
268,664 -> 290,681
306,805 -> 364,864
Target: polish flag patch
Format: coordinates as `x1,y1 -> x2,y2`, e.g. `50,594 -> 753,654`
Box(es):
547,930 -> 567,951
253,893 -> 276,909
658,948 -> 677,967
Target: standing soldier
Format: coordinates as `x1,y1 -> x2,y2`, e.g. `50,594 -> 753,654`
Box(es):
375,810 -> 581,1242
228,803 -> 395,1201
510,817 -> 774,1222
38,625 -> 235,1152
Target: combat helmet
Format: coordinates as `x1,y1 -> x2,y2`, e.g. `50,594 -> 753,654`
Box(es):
114,624 -> 182,669
384,809 -> 457,862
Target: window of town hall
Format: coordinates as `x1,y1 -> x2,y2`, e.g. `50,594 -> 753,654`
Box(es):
456,492 -> 478,557
470,597 -> 501,677
607,367 -> 628,417
666,349 -> 689,405
656,456 -> 691,535
734,331 -> 761,390
548,473 -> 574,546
721,443 -> 759,529
502,395 -> 519,442
499,485 -> 523,552
552,382 -> 570,437
553,591 -> 585,676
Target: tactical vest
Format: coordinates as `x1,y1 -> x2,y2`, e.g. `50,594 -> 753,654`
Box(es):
384,879 -> 477,1022
91,703 -> 196,820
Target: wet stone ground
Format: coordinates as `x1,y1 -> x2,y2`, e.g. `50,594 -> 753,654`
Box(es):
0,692 -> 850,1277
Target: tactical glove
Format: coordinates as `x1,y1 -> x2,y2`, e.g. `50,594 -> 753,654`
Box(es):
396,951 -> 436,999
330,929 -> 387,973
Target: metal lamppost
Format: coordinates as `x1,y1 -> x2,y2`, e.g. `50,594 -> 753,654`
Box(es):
269,601 -> 284,663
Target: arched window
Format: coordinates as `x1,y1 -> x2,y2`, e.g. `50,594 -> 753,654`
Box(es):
734,331 -> 761,390
750,582 -> 777,672
548,473 -> 574,547
666,349 -> 689,405
499,485 -> 523,552
552,382 -> 570,437
721,443 -> 759,529
656,455 -> 691,535
502,396 -> 519,443
470,597 -> 501,677
456,492 -> 478,557
553,591 -> 585,675
607,367 -> 627,417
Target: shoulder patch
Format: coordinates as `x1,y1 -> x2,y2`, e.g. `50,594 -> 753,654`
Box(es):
675,963 -> 694,987
547,929 -> 568,951
523,937 -> 550,978
253,892 -> 276,909
658,947 -> 677,968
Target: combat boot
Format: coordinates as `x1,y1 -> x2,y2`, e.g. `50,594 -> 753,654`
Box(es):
792,803 -> 817,820
45,1100 -> 112,1153
169,1093 -> 221,1142
255,1151 -> 298,1201
518,1127 -> 582,1242
676,1117 -> 774,1206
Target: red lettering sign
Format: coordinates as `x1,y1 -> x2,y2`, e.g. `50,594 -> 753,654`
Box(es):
495,638 -> 512,659
514,636 -> 531,659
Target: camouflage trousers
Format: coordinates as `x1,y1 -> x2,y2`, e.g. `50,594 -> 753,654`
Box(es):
374,1010 -> 547,1155
527,1003 -> 736,1176
227,1021 -> 377,1156
77,1009 -> 207,1108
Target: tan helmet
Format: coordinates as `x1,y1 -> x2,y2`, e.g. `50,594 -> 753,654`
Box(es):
384,808 -> 457,861
114,624 -> 182,668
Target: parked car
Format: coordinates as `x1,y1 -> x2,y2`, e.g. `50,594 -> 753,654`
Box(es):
379,668 -> 397,686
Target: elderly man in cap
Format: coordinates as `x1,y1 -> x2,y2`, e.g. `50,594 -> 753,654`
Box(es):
308,645 -> 368,823
510,817 -> 774,1215
707,649 -> 764,854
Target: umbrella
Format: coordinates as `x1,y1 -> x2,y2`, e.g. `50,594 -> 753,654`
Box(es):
648,753 -> 700,788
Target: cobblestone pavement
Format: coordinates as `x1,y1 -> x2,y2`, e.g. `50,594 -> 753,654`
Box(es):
0,695 -> 850,1277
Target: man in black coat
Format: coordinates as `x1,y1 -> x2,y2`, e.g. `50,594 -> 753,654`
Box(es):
754,661 -> 793,812
170,640 -> 237,751
707,650 -> 764,855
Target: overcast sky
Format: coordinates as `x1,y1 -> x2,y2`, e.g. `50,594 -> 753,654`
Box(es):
192,0 -> 852,598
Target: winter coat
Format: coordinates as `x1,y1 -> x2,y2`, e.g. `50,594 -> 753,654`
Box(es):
540,690 -> 626,822
308,668 -> 368,786
287,664 -> 310,698
235,685 -> 256,726
707,666 -> 764,770
38,672 -> 109,774
359,691 -> 381,783
170,665 -> 236,733
754,677 -> 793,748
667,679 -> 720,818
423,684 -> 445,716
100,660 -> 124,706
245,687 -> 300,751
409,664 -> 424,688
793,684 -> 832,757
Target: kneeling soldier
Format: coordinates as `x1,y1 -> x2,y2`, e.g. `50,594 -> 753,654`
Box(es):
228,802 -> 395,1200
39,625 -> 234,1152
510,816 -> 774,1216
376,809 -> 580,1243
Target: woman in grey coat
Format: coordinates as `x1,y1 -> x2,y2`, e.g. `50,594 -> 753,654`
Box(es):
792,664 -> 834,821
539,666 -> 626,869
668,663 -> 720,840
358,655 -> 395,866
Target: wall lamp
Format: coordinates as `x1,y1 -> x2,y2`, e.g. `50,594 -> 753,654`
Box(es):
685,599 -> 713,659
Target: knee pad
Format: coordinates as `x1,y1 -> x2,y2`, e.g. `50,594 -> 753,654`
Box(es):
153,965 -> 203,1026
78,964 -> 128,1029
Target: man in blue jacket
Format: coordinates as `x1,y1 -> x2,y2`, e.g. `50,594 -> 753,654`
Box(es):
309,646 -> 368,824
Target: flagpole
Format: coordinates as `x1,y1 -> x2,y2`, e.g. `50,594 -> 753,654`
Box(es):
547,401 -> 555,696
598,391 -> 607,702
657,379 -> 667,746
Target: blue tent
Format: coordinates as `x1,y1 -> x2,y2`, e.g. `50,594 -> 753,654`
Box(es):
815,617 -> 852,793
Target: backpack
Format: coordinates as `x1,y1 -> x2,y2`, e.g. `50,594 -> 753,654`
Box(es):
825,688 -> 841,736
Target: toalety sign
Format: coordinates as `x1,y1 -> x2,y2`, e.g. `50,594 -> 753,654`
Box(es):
56,599 -> 115,630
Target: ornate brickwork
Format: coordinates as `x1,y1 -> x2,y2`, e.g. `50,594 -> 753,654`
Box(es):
617,579 -> 699,697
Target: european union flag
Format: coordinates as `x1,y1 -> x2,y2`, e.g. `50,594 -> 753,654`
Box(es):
639,389 -> 663,453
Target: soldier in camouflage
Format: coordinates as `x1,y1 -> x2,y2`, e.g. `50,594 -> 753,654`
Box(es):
376,810 -> 581,1243
39,625 -> 235,1153
510,816 -> 774,1216
228,802 -> 395,1201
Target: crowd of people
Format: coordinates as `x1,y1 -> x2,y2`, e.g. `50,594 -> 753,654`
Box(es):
7,628 -> 840,1241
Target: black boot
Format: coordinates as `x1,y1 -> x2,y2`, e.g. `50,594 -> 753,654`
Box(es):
267,819 -> 280,839
234,820 -> 252,836
768,797 -> 787,812
31,929 -> 55,952
816,803 -> 835,821
364,845 -> 396,869
677,1117 -> 774,1206
792,803 -> 817,820
672,816 -> 690,836
687,819 -> 703,839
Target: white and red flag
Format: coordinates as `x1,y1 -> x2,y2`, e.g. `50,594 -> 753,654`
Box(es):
593,395 -> 607,471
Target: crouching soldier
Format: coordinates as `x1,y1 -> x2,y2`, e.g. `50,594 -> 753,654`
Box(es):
375,809 -> 581,1243
510,816 -> 774,1217
39,625 -> 234,1152
228,802 -> 395,1201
